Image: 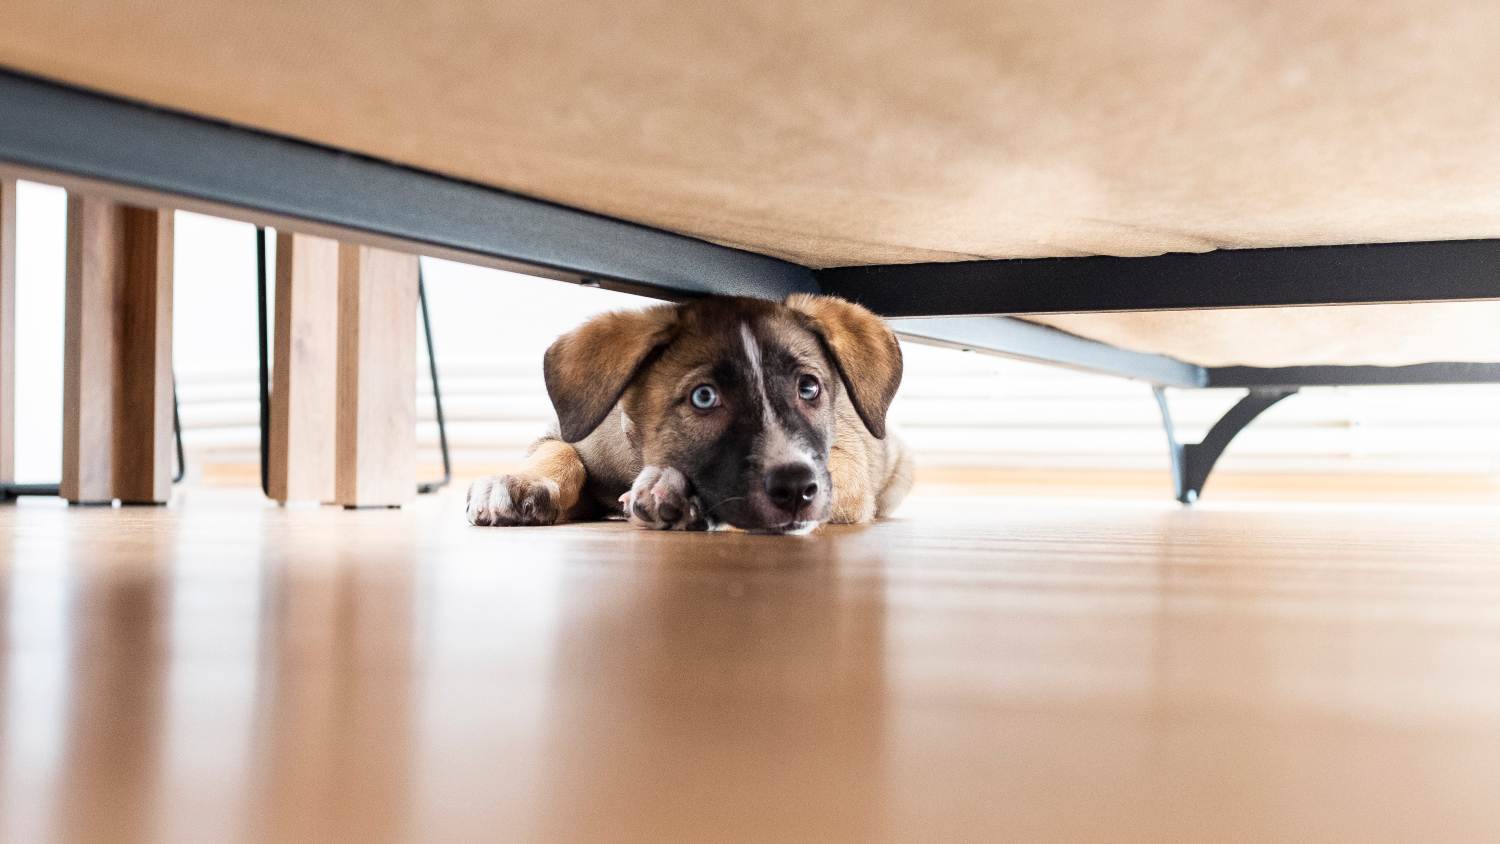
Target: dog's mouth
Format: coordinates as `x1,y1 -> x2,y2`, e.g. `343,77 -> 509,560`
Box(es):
705,512 -> 822,539
748,518 -> 819,536
780,519 -> 820,536
705,515 -> 819,536
698,473 -> 830,535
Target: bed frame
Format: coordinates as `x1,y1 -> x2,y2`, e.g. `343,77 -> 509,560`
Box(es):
4,68 -> 1498,502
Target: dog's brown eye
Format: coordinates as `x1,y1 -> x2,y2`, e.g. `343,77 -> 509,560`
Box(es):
690,384 -> 720,409
797,375 -> 820,401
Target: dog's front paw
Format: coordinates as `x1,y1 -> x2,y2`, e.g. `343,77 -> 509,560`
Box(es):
620,466 -> 704,531
466,474 -> 562,526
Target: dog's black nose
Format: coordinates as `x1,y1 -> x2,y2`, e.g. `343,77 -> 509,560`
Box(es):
764,464 -> 819,513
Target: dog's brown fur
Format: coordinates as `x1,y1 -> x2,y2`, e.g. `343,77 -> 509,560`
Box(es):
466,294 -> 913,533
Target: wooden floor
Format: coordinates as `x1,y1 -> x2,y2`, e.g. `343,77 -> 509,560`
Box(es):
4,481 -> 1500,843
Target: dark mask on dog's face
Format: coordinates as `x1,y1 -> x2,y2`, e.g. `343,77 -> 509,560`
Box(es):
544,295 -> 902,534
625,304 -> 840,532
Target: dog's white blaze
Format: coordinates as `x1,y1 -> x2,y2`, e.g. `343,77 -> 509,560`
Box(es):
741,321 -> 782,447
740,322 -> 766,402
741,322 -> 819,479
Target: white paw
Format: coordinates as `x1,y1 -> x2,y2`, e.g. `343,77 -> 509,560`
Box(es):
619,466 -> 703,531
466,475 -> 563,526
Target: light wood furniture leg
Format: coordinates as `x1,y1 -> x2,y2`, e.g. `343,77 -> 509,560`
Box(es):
268,232 -> 340,503
62,195 -> 121,504
62,195 -> 174,504
334,244 -> 418,508
0,180 -> 15,486
113,206 -> 174,504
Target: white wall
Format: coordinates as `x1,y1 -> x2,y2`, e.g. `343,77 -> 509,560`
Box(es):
12,183 -> 65,483
9,184 -> 1500,482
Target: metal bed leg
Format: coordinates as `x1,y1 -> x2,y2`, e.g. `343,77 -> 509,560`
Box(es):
256,226 -> 270,497
1,482 -> 61,501
1153,386 -> 1297,504
172,378 -> 185,484
3,369 -> 183,505
417,263 -> 452,494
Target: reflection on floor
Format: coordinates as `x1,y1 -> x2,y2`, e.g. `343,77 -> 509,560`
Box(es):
3,484 -> 1500,844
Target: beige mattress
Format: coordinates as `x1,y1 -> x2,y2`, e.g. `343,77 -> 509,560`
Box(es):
4,0 -> 1499,367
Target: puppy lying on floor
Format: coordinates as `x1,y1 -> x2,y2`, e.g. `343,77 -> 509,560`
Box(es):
466,294 -> 913,534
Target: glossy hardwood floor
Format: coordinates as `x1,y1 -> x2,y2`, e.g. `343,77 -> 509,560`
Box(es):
4,480 -> 1500,844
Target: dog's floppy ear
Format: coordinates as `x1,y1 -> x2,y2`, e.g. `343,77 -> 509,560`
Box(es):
784,293 -> 903,439
544,304 -> 679,443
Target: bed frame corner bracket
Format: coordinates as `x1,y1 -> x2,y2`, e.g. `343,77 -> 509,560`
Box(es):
1153,386 -> 1298,504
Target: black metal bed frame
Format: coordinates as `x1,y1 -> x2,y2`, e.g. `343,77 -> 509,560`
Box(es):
3,67 -> 1498,503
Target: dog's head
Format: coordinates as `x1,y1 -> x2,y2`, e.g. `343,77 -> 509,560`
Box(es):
543,294 -> 902,534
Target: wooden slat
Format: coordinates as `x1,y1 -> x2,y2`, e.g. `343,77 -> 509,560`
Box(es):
268,232 -> 339,503
0,179 -> 15,483
62,194 -> 122,503
112,206 -> 173,503
61,195 -> 174,504
334,244 -> 417,507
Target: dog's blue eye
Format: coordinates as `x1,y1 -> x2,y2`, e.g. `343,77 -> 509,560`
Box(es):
797,375 -> 821,401
690,385 -> 719,409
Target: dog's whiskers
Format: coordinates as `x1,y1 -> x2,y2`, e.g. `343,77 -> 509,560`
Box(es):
703,495 -> 747,517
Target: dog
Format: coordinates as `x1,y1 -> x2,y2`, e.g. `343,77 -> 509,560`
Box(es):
465,294 -> 913,534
